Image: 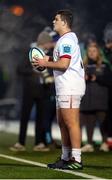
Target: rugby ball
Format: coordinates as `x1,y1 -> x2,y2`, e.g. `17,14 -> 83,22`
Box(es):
29,47 -> 46,71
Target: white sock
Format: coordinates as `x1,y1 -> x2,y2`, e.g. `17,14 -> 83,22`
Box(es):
71,148 -> 81,163
61,145 -> 71,161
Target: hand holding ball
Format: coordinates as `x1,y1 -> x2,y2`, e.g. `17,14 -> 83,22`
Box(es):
29,47 -> 46,71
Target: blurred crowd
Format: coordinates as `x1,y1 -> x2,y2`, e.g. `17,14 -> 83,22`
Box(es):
0,22 -> 112,152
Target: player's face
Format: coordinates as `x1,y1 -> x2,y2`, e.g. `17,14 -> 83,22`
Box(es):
53,14 -> 64,33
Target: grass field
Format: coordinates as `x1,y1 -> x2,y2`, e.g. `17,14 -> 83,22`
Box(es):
0,131 -> 112,179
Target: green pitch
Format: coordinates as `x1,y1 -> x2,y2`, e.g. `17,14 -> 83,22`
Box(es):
0,132 -> 112,179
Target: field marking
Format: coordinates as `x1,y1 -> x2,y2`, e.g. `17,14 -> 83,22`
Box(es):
0,154 -> 105,179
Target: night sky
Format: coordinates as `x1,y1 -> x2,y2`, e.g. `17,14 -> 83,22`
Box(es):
0,0 -> 112,43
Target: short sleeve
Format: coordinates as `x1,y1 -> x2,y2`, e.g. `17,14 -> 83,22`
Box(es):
58,37 -> 75,59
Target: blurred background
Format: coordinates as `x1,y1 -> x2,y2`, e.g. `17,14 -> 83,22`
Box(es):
0,0 -> 112,150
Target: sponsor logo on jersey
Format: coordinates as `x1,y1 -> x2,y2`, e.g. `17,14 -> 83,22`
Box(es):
63,45 -> 71,53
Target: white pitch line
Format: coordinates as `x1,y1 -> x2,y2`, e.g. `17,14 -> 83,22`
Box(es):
0,154 -> 105,179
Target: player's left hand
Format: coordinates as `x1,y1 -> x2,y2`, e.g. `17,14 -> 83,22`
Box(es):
32,57 -> 46,67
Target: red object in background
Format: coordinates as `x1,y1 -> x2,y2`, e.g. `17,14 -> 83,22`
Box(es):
10,5 -> 24,16
107,138 -> 112,150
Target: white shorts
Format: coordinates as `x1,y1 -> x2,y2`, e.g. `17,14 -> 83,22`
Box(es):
56,95 -> 82,109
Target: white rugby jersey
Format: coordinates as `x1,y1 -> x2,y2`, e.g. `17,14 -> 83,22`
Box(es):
53,32 -> 86,95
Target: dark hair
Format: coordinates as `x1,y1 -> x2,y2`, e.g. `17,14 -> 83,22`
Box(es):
56,9 -> 73,28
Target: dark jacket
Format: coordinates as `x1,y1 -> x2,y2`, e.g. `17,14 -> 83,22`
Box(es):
80,60 -> 108,111
16,49 -> 44,98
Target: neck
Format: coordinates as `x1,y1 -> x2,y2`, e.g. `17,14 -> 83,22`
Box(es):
59,28 -> 71,36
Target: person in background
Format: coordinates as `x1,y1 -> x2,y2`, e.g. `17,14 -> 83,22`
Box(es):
0,65 -> 8,100
42,31 -> 59,147
9,31 -> 53,152
80,33 -> 98,59
80,44 -> 109,152
96,23 -> 112,149
32,9 -> 85,170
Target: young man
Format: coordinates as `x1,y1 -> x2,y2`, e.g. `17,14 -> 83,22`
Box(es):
32,9 -> 85,170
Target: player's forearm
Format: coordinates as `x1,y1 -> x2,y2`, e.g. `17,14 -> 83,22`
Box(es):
32,56 -> 70,70
45,59 -> 68,70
